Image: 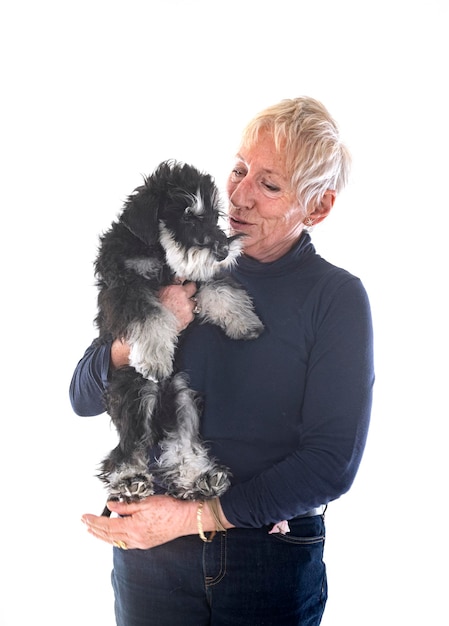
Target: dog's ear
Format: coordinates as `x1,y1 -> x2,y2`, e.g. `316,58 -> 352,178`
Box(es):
120,180 -> 160,246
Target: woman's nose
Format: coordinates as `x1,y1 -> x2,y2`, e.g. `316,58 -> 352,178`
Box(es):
229,177 -> 254,209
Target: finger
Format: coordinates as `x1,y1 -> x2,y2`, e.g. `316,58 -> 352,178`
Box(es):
106,499 -> 146,515
191,298 -> 201,315
87,526 -> 129,549
82,513 -> 130,546
82,513 -> 124,535
182,281 -> 198,298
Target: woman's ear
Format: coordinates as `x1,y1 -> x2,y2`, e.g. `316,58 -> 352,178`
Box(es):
307,190 -> 336,226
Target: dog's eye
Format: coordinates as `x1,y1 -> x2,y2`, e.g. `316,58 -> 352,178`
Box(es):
183,206 -> 203,220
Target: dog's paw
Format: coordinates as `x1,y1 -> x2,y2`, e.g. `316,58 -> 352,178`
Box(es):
166,467 -> 230,500
130,354 -> 174,383
107,474 -> 155,503
196,282 -> 264,341
223,311 -> 264,340
194,467 -> 231,498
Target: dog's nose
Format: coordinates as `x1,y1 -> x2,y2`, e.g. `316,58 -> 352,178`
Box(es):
214,240 -> 229,261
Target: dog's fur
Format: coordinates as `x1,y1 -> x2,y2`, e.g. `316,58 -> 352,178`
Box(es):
94,160 -> 264,509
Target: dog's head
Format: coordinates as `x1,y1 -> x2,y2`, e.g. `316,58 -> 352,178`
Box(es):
122,160 -> 243,281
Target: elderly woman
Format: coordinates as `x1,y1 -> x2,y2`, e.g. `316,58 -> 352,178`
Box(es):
71,96 -> 374,626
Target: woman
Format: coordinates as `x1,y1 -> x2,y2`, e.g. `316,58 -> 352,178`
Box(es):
71,96 -> 374,625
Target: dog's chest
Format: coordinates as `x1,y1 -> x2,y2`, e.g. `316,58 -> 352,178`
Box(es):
124,257 -> 166,281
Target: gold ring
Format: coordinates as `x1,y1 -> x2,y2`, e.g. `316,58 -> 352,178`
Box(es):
113,540 -> 128,550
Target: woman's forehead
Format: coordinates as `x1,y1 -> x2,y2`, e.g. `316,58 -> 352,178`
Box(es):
235,135 -> 290,179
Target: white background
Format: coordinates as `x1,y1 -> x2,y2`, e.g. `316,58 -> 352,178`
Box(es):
1,1 -> 448,624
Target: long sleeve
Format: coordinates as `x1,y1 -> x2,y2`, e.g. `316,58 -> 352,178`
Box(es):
69,338 -> 112,416
69,233 -> 375,529
219,276 -> 374,527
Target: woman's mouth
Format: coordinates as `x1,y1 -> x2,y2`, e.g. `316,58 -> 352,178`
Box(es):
229,215 -> 253,231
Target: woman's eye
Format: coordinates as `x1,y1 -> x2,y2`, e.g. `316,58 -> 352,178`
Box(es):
232,168 -> 245,178
263,182 -> 281,192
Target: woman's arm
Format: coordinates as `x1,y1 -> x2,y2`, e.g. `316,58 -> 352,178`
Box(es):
80,277 -> 374,547
220,277 -> 375,527
69,281 -> 198,416
81,494 -> 234,550
69,338 -> 112,416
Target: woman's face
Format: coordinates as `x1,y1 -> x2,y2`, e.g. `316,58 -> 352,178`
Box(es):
226,131 -> 305,263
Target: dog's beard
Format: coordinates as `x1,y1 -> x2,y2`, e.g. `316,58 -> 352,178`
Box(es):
159,223 -> 243,281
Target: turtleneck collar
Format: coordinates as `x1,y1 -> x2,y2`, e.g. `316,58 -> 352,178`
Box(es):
234,232 -> 316,277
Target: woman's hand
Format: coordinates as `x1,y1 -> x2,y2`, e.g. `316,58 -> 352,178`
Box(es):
158,280 -> 198,332
81,495 -> 229,550
109,281 -> 198,370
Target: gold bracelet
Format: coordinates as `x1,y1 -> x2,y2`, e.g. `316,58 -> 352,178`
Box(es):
206,498 -> 227,533
196,502 -> 216,543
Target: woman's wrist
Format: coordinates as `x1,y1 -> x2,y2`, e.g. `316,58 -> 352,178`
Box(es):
192,497 -> 234,542
110,338 -> 131,370
207,498 -> 233,531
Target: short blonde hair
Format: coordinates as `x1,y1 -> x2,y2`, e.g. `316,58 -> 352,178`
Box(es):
241,96 -> 351,213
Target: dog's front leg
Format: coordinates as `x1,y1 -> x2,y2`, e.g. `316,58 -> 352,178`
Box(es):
128,304 -> 180,381
195,278 -> 264,340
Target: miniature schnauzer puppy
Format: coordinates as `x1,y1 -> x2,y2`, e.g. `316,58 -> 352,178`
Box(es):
94,160 -> 263,510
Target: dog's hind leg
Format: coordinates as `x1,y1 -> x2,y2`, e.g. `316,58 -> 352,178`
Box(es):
99,370 -> 160,508
195,278 -> 264,340
99,444 -> 156,511
155,373 -> 230,500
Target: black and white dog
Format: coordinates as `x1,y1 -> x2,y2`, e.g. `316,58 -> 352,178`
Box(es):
94,160 -> 263,511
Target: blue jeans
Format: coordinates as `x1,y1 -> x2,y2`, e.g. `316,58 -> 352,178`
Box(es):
112,514 -> 327,626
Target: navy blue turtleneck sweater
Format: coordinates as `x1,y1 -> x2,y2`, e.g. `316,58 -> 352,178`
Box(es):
70,234 -> 374,528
